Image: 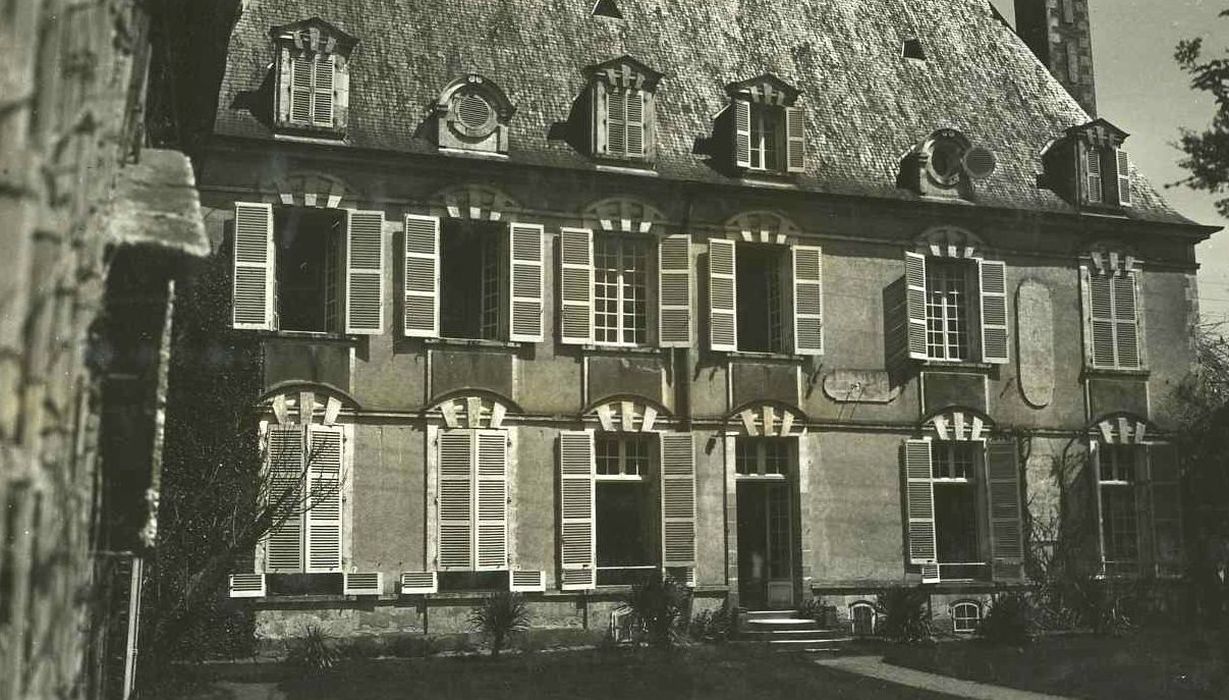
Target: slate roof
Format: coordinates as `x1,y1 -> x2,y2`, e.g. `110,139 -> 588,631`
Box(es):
213,0 -> 1195,226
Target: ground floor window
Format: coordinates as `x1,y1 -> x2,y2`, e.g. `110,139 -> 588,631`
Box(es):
1099,443 -> 1140,572
931,441 -> 980,568
595,435 -> 657,585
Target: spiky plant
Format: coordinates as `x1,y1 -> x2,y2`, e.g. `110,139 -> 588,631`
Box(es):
287,625 -> 339,674
619,574 -> 690,647
468,591 -> 530,658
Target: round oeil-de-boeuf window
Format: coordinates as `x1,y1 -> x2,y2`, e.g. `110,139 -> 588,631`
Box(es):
926,134 -> 966,187
452,91 -> 497,136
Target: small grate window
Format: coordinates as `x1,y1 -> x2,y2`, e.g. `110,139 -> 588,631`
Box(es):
951,601 -> 981,633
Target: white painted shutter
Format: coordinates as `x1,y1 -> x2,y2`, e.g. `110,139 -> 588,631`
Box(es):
475,431 -> 508,571
590,81 -> 608,156
344,210 -> 384,335
1148,443 -> 1182,577
509,570 -> 546,592
905,251 -> 928,359
399,571 -> 438,594
305,425 -> 343,572
1085,147 -> 1103,204
232,202 -> 275,330
1113,272 -> 1140,369
708,238 -> 737,351
792,245 -> 823,355
978,259 -> 1009,364
437,431 -> 474,570
403,214 -> 440,338
984,440 -> 1024,580
559,227 -> 594,345
509,223 -> 544,343
265,425 -> 304,572
607,89 -> 627,156
658,234 -> 691,348
784,105 -> 805,173
1115,149 -> 1131,206
559,430 -> 596,590
626,90 -> 645,158
290,52 -> 313,123
903,439 -> 936,566
312,54 -> 335,127
1086,270 -> 1116,368
733,98 -> 752,169
660,433 -> 696,569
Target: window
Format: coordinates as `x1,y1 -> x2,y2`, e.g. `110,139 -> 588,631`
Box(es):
931,442 -> 980,571
748,104 -> 781,172
708,239 -> 823,355
1083,146 -> 1131,207
604,88 -> 647,159
288,52 -> 335,128
723,75 -> 805,174
274,208 -> 344,333
263,424 -> 345,574
904,252 -> 1009,364
436,75 -> 514,154
594,435 -> 657,585
924,259 -> 971,361
1084,266 -> 1142,370
436,430 -> 508,572
594,236 -> 648,345
270,19 -> 354,135
440,220 -> 505,341
585,57 -> 661,162
850,602 -> 877,637
736,244 -> 788,353
1098,444 -> 1139,572
735,437 -> 789,477
951,601 -> 981,633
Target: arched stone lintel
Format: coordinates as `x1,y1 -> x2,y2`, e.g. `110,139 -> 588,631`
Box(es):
1088,412 -> 1152,444
259,382 -> 360,426
427,389 -> 521,430
922,405 -> 994,441
725,400 -> 807,437
583,393 -> 672,432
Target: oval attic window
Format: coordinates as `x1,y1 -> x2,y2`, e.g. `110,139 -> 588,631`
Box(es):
456,93 -> 494,131
927,136 -> 965,186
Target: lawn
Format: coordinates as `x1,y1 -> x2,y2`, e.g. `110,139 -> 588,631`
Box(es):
884,630 -> 1227,700
165,644 -> 955,699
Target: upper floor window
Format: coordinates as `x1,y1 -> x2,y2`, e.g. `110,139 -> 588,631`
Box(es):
1083,144 -> 1131,207
904,248 -> 1008,364
719,74 -> 805,175
584,56 -> 662,163
1081,252 -> 1144,371
593,235 -> 649,345
271,19 -> 356,136
435,75 -> 515,155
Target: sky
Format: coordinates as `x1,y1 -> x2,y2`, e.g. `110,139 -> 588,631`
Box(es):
991,0 -> 1229,326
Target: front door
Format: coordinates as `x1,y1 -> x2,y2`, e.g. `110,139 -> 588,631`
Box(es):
736,480 -> 793,609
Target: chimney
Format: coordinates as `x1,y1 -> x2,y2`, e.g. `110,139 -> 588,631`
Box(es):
1014,0 -> 1097,115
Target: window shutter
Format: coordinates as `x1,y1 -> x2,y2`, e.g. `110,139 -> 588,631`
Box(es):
403,214 -> 440,338
1085,147 -> 1103,204
559,227 -> 593,345
792,245 -> 823,355
904,252 -> 928,360
978,259 -> 1009,364
290,52 -> 314,123
1148,443 -> 1182,577
559,430 -> 596,590
903,439 -> 937,566
475,431 -> 508,571
625,90 -> 645,158
265,425 -> 304,573
708,239 -> 737,351
1115,149 -> 1131,206
658,234 -> 692,348
437,431 -> 474,570
1113,272 -> 1140,369
733,98 -> 752,169
607,89 -> 627,156
232,202 -> 275,330
590,81 -> 608,156
1086,271 -> 1116,367
305,425 -> 343,573
1089,441 -> 1107,570
784,105 -> 805,173
508,223 -> 544,343
344,210 -> 384,335
312,54 -> 334,127
984,440 -> 1024,580
660,433 -> 697,569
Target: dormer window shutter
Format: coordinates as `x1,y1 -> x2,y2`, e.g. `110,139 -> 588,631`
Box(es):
232,202 -> 275,331
403,214 -> 440,338
344,210 -> 384,335
625,90 -> 645,158
1115,149 -> 1131,206
784,105 -> 806,173
559,227 -> 593,345
733,98 -> 752,169
1085,147 -> 1103,204
290,52 -> 314,124
312,54 -> 335,127
607,89 -> 627,155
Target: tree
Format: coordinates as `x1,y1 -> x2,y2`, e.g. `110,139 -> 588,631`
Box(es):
1173,10 -> 1229,217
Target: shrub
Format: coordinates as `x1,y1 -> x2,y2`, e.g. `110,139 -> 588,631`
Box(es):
688,602 -> 735,643
468,591 -> 530,658
796,596 -> 826,623
620,574 -> 691,648
875,586 -> 932,644
1069,576 -> 1135,635
286,625 -> 339,674
979,592 -> 1034,645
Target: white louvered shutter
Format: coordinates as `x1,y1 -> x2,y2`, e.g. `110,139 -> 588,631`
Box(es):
1148,443 -> 1182,577
626,90 -> 645,158
1085,147 -> 1103,204
509,223 -> 544,343
345,210 -> 384,335
232,202 -> 275,330
984,440 -> 1024,581
607,89 -> 627,156
792,245 -> 823,355
784,105 -> 805,173
905,252 -> 928,359
403,214 -> 440,338
660,433 -> 696,569
903,440 -> 937,567
290,52 -> 313,124
265,426 -> 304,572
437,431 -> 474,570
305,425 -> 343,573
313,54 -> 335,127
475,431 -> 508,571
559,430 -> 596,590
1115,150 -> 1131,206
658,234 -> 691,347
559,227 -> 594,345
733,99 -> 752,169
708,239 -> 737,351
1086,270 -> 1116,368
1113,272 -> 1140,369
978,259 -> 1009,364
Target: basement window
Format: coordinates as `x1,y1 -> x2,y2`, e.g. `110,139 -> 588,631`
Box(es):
595,435 -> 658,586
736,243 -> 788,353
951,601 -> 981,633
274,207 -> 344,333
439,220 -> 506,341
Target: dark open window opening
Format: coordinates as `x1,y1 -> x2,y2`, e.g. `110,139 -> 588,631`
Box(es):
595,435 -> 658,586
932,441 -> 983,578
440,220 -> 505,340
736,243 -> 787,352
275,207 -> 344,333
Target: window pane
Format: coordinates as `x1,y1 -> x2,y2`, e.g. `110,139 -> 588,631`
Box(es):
735,439 -> 755,475
596,437 -> 620,476
1101,485 -> 1138,562
925,259 -> 969,360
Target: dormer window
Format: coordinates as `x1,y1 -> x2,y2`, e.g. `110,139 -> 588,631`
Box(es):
902,129 -> 997,198
584,56 -> 662,163
1084,144 -> 1131,207
271,19 -> 356,136
1046,119 -> 1132,209
435,75 -> 515,155
719,75 -> 805,175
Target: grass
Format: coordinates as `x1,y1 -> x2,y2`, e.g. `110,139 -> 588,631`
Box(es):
884,629 -> 1228,700
164,644 -> 951,699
